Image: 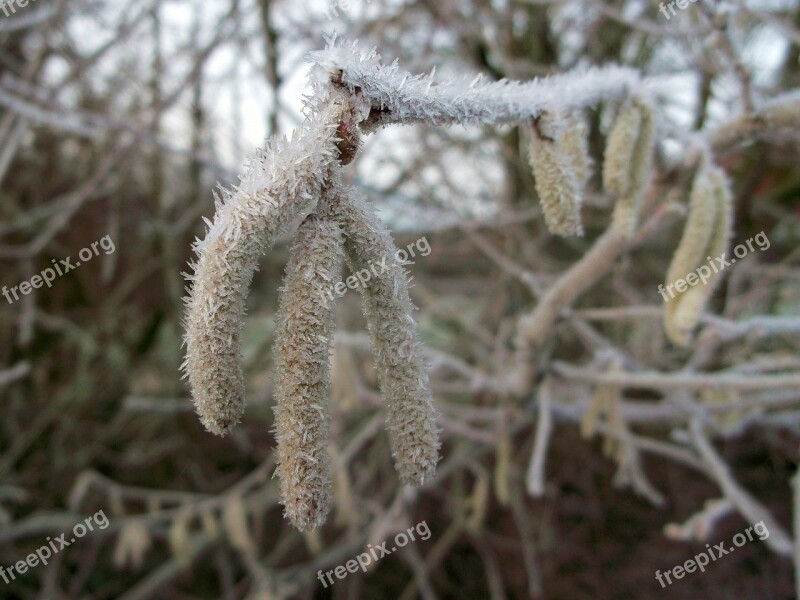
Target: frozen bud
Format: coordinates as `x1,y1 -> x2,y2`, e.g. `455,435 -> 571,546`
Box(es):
335,120 -> 362,165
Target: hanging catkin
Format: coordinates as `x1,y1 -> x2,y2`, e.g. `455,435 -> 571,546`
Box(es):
604,97 -> 655,237
325,177 -> 440,486
664,168 -> 719,293
604,99 -> 642,197
664,166 -> 719,346
527,113 -> 584,237
179,43 -> 673,533
273,214 -> 344,530
182,88 -> 361,436
664,166 -> 732,346
561,112 -> 592,188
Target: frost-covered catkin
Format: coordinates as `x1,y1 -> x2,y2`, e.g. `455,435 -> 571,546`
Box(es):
527,113 -> 584,237
182,88 -> 362,436
273,214 -> 344,530
664,166 -> 732,346
326,179 -> 440,486
603,100 -> 642,197
561,112 -> 592,188
604,97 -> 655,237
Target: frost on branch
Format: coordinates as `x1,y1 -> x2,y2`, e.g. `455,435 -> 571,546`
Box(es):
311,40 -> 641,129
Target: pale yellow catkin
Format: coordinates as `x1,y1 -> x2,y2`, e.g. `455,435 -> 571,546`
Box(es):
273,214 -> 344,530
581,359 -> 624,455
602,389 -> 623,460
664,166 -> 732,346
603,99 -> 642,198
527,113 -> 584,237
664,168 -> 719,295
580,384 -> 609,440
493,429 -> 511,506
561,112 -> 592,188
628,99 -> 655,195
604,97 -> 655,237
664,166 -> 720,345
326,176 -> 440,487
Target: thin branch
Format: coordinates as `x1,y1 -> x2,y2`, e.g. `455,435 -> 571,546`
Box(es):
525,377 -> 553,497
553,361 -> 800,392
0,361 -> 30,387
690,419 -> 793,557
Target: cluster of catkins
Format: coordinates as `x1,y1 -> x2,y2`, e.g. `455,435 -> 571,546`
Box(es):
182,40 -> 733,531
182,61 -> 439,530
526,94 -> 655,239
526,95 -> 732,345
271,171 -> 440,529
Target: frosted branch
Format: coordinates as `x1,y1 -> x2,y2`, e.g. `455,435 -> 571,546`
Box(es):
311,41 -> 641,130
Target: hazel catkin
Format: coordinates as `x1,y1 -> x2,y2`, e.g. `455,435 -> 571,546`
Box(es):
603,98 -> 642,197
325,177 -> 440,486
527,113 -> 584,237
272,214 -> 344,530
604,97 -> 655,237
182,91 -> 363,436
664,168 -> 719,294
561,111 -> 592,188
664,166 -> 732,346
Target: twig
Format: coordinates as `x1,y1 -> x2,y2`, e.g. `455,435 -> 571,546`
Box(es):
663,498 -> 734,542
708,91 -> 800,151
553,361 -> 800,392
117,533 -> 215,600
0,361 -> 30,387
689,419 -> 793,557
794,468 -> 800,599
525,377 -> 553,497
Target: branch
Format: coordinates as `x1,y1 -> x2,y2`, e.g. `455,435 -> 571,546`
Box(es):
0,361 -> 29,388
553,361 -> 800,392
314,42 -> 641,129
708,90 -> 800,151
525,377 -> 553,497
690,419 -> 793,557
